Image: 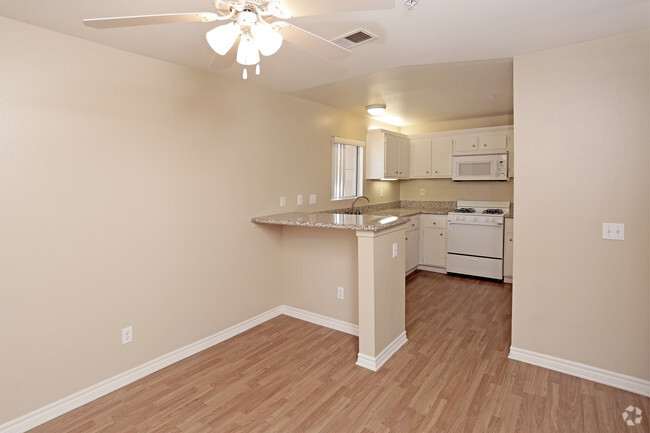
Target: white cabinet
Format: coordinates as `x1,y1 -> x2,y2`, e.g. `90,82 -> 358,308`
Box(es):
410,137 -> 452,178
420,215 -> 447,269
366,129 -> 410,179
405,216 -> 420,274
431,137 -> 452,177
410,139 -> 432,177
398,138 -> 410,178
503,218 -> 513,283
452,131 -> 509,154
452,135 -> 479,153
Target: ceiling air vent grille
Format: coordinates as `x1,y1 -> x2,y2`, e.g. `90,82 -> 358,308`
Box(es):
332,29 -> 378,49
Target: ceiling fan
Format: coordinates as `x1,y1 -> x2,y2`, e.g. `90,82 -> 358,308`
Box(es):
83,0 -> 395,79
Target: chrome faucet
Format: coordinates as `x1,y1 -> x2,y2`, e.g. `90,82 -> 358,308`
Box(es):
351,196 -> 370,214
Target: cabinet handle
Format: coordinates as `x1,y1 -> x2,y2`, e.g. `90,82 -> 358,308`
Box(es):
440,233 -> 443,236
426,171 -> 429,173
434,170 -> 438,174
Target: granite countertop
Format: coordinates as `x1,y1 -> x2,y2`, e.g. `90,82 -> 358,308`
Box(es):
251,212 -> 411,232
251,201 -> 512,231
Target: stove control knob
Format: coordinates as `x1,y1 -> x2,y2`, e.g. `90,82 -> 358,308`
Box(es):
472,216 -> 477,222
461,216 -> 465,221
484,217 -> 490,223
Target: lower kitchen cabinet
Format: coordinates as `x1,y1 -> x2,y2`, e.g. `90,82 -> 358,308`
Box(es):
503,217 -> 513,282
405,216 -> 420,273
421,228 -> 447,268
419,215 -> 447,270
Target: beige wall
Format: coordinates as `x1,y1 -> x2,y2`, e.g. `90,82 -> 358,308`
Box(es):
0,17 -> 398,423
400,178 -> 514,202
512,30 -> 649,380
281,227 -> 359,324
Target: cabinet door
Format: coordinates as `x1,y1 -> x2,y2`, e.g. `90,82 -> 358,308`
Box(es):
478,133 -> 508,152
421,228 -> 447,267
452,135 -> 478,153
507,131 -> 514,177
405,228 -> 420,272
503,218 -> 513,278
384,134 -> 399,178
410,139 -> 432,177
398,138 -> 410,178
431,137 -> 452,177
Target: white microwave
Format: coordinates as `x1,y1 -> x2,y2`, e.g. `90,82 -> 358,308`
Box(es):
452,153 -> 508,181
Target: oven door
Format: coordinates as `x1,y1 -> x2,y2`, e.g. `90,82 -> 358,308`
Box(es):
447,221 -> 504,259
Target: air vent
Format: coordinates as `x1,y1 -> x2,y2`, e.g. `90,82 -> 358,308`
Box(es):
332,29 -> 378,49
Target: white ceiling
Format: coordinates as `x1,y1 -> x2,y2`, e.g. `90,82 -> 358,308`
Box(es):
1,0 -> 648,126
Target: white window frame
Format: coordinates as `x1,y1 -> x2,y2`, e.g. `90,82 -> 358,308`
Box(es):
331,136 -> 365,201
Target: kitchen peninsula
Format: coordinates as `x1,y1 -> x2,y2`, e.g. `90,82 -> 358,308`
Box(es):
252,211 -> 410,371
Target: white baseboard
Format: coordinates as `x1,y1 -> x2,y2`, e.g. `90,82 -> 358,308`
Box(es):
0,305 -> 360,433
0,307 -> 286,433
280,305 -> 359,336
509,346 -> 650,397
416,265 -> 447,274
356,331 -> 408,372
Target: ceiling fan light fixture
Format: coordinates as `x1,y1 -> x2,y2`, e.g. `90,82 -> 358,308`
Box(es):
236,34 -> 260,66
206,22 -> 241,55
251,22 -> 283,56
366,104 -> 387,116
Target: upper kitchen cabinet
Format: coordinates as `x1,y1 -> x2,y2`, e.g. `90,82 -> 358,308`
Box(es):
452,130 -> 510,154
366,129 -> 410,180
409,137 -> 452,178
431,137 -> 453,177
409,138 -> 432,177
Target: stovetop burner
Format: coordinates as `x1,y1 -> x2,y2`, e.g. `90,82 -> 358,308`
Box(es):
483,208 -> 504,214
454,208 -> 476,213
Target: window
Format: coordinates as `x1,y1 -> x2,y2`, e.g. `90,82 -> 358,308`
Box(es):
331,136 -> 364,201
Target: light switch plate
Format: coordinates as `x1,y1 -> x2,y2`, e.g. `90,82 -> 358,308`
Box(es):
309,194 -> 317,204
297,194 -> 303,206
602,223 -> 624,240
280,196 -> 286,207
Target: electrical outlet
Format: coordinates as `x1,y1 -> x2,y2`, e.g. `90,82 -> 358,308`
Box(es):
280,196 -> 286,207
309,194 -> 317,204
420,188 -> 425,196
392,242 -> 398,258
380,188 -> 384,198
297,194 -> 303,205
337,286 -> 344,300
122,326 -> 133,345
602,223 -> 625,240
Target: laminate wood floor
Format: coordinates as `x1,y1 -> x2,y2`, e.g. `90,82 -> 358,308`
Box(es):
30,271 -> 649,432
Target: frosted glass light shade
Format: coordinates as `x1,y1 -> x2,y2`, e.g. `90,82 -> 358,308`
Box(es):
206,22 -> 241,55
237,35 -> 260,66
366,104 -> 387,116
251,23 -> 283,56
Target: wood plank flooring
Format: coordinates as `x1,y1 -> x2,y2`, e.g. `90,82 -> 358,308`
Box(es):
30,271 -> 649,432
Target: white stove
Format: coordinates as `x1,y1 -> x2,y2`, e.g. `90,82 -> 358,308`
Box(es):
447,201 -> 510,280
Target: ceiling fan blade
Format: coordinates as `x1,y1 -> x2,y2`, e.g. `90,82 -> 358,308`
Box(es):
83,12 -> 219,29
279,24 -> 350,61
280,0 -> 395,17
208,42 -> 238,71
